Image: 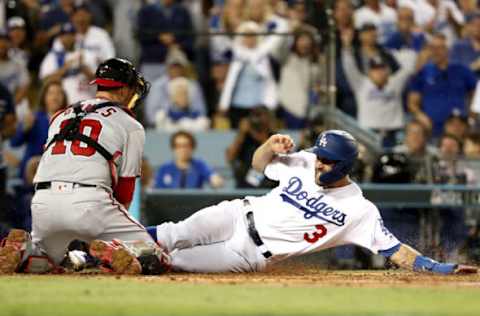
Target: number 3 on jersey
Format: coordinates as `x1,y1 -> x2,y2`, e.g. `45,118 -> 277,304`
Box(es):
304,224 -> 327,243
51,119 -> 103,156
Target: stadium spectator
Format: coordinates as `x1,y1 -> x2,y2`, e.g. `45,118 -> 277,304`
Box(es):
243,0 -> 289,64
354,0 -> 397,44
208,0 -> 245,64
226,106 -> 277,188
434,134 -> 475,186
443,109 -> 470,140
39,23 -> 96,104
0,29 -> 30,107
449,13 -> 480,77
434,133 -> 472,260
35,0 -> 75,49
155,77 -> 210,132
353,23 -> 399,75
423,0 -> 465,47
208,58 -> 229,120
111,0 -> 143,63
154,131 -> 224,189
285,0 -> 318,37
145,49 -> 206,127
218,21 -> 278,128
137,0 -> 194,82
458,0 -> 479,16
393,120 -> 437,183
341,29 -> 415,146
384,6 -> 426,52
408,33 -> 477,137
70,1 -> 115,67
334,0 -> 357,53
278,30 -> 320,129
7,17 -> 29,68
464,133 -> 480,158
334,0 -> 359,118
0,83 -> 15,236
9,80 -> 68,181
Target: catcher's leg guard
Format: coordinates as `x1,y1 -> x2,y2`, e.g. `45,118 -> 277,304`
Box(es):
0,229 -> 32,274
89,240 -> 142,275
89,239 -> 171,275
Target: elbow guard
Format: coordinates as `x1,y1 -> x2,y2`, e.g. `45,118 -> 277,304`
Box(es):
413,255 -> 457,274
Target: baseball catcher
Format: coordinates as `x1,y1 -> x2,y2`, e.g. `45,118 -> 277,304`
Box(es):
0,58 -> 169,274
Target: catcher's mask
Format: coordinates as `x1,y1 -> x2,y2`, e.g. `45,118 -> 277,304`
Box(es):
306,130 -> 358,185
90,58 -> 151,109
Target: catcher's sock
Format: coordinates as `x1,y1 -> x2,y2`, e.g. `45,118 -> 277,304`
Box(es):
146,226 -> 157,242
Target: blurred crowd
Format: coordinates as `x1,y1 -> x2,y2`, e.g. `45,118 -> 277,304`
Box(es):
2,0 -> 480,263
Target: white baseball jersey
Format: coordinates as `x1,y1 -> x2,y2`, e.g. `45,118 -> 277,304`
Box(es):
155,150 -> 401,273
39,47 -> 97,104
248,151 -> 400,260
34,98 -> 145,190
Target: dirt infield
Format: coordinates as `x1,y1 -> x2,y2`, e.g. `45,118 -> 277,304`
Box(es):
134,265 -> 480,288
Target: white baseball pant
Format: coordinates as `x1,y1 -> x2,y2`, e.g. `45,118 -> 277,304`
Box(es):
155,199 -> 268,273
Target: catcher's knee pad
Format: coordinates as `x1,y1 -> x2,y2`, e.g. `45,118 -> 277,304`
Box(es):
21,255 -> 56,274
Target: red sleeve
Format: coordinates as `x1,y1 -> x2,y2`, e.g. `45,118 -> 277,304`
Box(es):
114,177 -> 136,206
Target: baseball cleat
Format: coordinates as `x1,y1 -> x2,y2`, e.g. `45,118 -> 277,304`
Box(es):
89,240 -> 142,275
0,229 -> 31,274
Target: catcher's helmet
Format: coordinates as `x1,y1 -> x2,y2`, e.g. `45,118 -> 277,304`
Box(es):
90,58 -> 150,107
306,130 -> 358,185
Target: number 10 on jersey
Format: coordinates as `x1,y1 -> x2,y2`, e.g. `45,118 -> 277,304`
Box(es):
51,119 -> 103,156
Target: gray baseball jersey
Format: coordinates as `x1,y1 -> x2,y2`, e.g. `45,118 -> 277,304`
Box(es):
34,98 -> 144,189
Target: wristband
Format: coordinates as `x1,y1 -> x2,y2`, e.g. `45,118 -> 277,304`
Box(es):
413,255 -> 457,274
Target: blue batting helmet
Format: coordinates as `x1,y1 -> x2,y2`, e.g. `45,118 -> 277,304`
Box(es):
306,130 -> 358,185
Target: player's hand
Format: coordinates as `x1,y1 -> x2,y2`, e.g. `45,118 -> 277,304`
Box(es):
159,33 -> 175,46
23,109 -> 35,132
239,118 -> 250,135
268,134 -> 295,154
454,264 -> 478,274
340,29 -> 354,48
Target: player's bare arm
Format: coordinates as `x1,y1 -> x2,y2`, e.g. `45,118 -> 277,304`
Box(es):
389,244 -> 478,274
252,134 -> 295,173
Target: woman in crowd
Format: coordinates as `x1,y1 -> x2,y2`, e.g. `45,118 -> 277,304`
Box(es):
278,30 -> 321,129
10,80 -> 68,181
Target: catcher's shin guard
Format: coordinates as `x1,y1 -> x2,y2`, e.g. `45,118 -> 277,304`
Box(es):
0,229 -> 32,274
89,239 -> 142,275
121,239 -> 171,275
89,239 -> 171,275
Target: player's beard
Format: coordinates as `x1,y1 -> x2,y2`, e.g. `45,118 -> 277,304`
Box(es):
315,169 -> 323,186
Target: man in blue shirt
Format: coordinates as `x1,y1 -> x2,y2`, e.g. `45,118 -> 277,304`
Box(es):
137,0 -> 194,81
449,13 -> 480,78
155,131 -> 224,189
408,33 -> 478,137
384,7 -> 426,52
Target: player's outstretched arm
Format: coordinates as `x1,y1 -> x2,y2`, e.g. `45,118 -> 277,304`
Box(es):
252,134 -> 295,173
389,244 -> 478,274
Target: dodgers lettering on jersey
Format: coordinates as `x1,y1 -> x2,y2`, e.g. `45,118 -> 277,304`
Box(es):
280,177 -> 347,226
34,98 -> 145,190
247,151 -> 399,261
